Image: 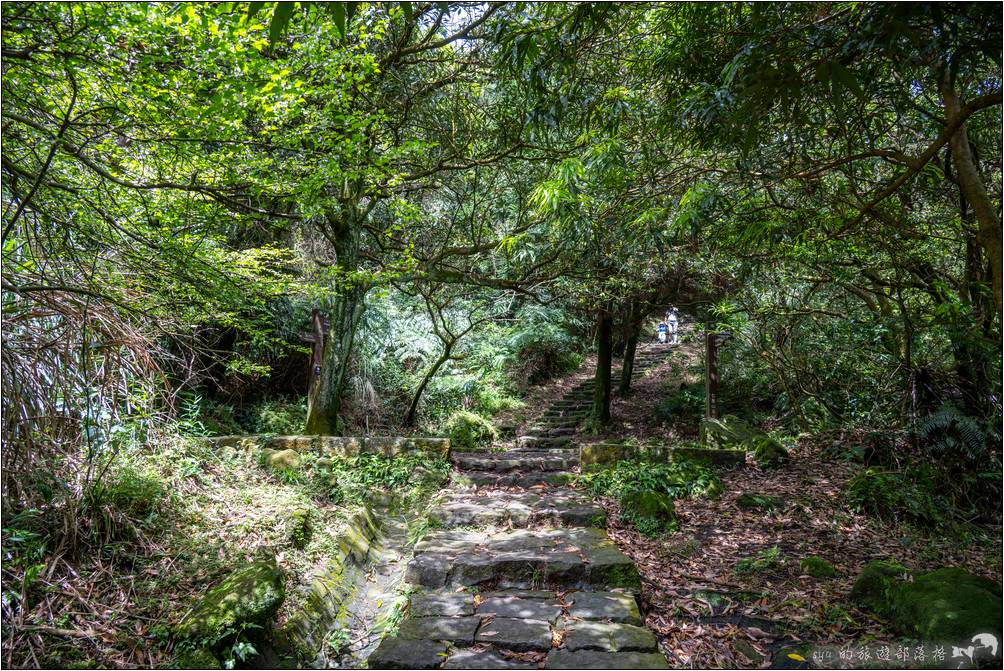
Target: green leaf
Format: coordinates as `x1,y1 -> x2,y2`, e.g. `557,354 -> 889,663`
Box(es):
269,2 -> 295,44
400,1 -> 413,21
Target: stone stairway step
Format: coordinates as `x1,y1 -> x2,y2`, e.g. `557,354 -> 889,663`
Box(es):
429,490 -> 605,528
457,470 -> 574,489
527,426 -> 576,437
406,528 -> 641,591
517,435 -> 572,449
369,590 -> 666,669
451,453 -> 576,473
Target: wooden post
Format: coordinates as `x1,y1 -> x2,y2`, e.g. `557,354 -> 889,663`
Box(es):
301,309 -> 329,409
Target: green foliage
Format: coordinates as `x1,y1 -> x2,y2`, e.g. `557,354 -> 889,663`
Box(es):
619,490 -> 678,537
320,453 -> 451,505
253,400 -> 308,435
654,383 -> 705,430
443,411 -> 498,451
577,458 -> 722,501
87,466 -> 166,521
845,466 -> 952,528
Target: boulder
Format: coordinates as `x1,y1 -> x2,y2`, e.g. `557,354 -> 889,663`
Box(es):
619,490 -> 676,535
851,561 -> 1002,642
799,556 -> 836,579
175,560 -> 285,645
263,448 -> 301,471
736,493 -> 780,511
701,415 -> 788,468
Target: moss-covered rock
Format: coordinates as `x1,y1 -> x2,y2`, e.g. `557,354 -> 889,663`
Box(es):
619,490 -> 677,536
736,493 -> 780,511
701,415 -> 788,468
444,411 -> 498,451
799,556 -> 836,579
849,560 -> 911,614
175,559 -> 285,646
750,434 -> 788,468
851,562 -> 1002,643
263,448 -> 301,471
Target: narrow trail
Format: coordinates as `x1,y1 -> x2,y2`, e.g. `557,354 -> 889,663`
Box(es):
368,344 -> 678,669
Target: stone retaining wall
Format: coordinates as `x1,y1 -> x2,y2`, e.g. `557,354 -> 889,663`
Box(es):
204,435 -> 450,459
275,504 -> 383,661
580,441 -> 745,469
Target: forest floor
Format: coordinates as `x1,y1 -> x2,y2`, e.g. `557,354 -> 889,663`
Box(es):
526,332 -> 1003,668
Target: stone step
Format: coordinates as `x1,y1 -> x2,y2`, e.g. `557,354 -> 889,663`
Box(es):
527,426 -> 576,438
406,528 -> 641,591
369,591 -> 666,669
517,435 -> 572,449
451,453 -> 577,473
457,470 -> 574,489
429,490 -> 605,528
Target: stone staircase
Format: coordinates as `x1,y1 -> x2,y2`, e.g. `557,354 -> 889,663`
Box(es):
368,344 -> 675,669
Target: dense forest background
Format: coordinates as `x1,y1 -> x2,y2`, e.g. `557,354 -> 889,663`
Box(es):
1,2 -> 1001,666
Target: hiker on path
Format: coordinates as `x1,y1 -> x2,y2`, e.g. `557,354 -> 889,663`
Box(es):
657,320 -> 669,344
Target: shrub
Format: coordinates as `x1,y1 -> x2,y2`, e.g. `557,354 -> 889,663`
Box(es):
654,383 -> 705,429
577,459 -> 722,501
443,410 -> 498,451
253,399 -> 307,435
845,466 -> 951,528
88,466 -> 165,520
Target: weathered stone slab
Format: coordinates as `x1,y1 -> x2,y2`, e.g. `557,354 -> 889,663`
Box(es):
443,649 -> 537,670
405,554 -> 449,588
397,615 -> 481,644
367,637 -> 447,669
316,436 -> 363,457
475,617 -> 552,651
478,595 -> 562,622
267,435 -> 317,452
410,592 -> 474,617
569,591 -> 642,625
544,650 -> 670,669
564,621 -> 658,652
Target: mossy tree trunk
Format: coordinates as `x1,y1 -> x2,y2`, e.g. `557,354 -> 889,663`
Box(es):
305,196 -> 369,436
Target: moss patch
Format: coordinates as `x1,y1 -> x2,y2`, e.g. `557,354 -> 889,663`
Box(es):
619,490 -> 677,537
851,561 -> 1003,642
175,559 -> 285,646
799,556 -> 837,579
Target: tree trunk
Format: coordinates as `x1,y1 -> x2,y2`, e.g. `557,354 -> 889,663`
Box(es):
618,303 -> 642,396
591,307 -> 613,426
404,344 -> 453,427
305,207 -> 366,435
941,71 -> 1003,320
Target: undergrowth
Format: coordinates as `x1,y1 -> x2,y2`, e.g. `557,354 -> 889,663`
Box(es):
576,458 -> 723,501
